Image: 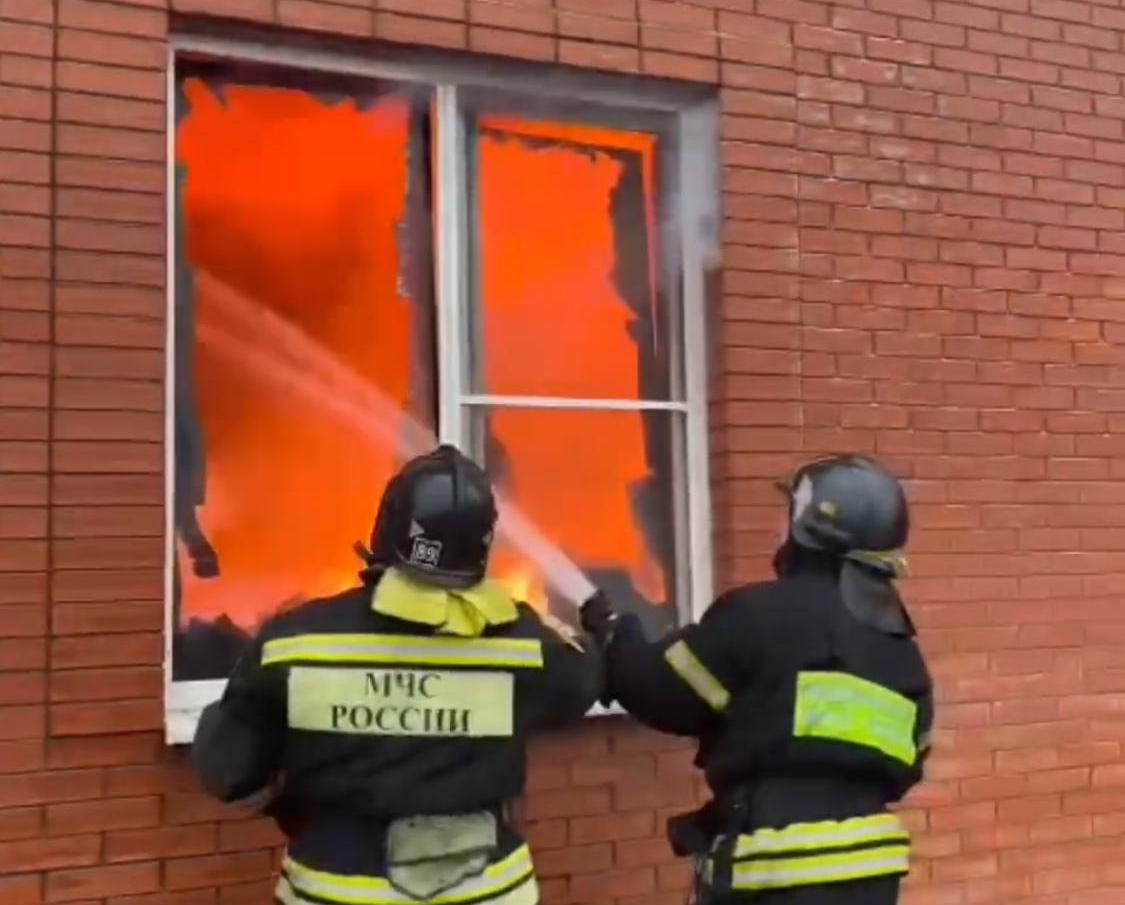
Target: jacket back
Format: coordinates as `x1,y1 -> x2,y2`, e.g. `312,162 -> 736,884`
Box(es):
701,568 -> 932,822
194,584 -> 601,822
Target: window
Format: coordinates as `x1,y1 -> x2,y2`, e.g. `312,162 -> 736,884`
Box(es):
165,36 -> 719,742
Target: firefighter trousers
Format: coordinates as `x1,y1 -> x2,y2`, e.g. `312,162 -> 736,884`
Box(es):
696,876 -> 901,905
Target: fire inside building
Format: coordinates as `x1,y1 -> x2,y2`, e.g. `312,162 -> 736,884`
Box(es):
5,1 -> 1125,904
171,65 -> 681,680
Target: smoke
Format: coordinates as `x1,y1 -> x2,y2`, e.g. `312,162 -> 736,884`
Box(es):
194,269 -> 597,607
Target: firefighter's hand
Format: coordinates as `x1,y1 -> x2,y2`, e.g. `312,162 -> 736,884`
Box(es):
580,590 -> 619,650
187,536 -> 220,579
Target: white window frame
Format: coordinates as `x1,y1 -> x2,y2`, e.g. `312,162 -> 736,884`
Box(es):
163,34 -> 719,744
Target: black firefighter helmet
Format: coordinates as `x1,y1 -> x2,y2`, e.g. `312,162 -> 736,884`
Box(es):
778,454 -> 909,573
777,455 -> 914,635
364,445 -> 498,589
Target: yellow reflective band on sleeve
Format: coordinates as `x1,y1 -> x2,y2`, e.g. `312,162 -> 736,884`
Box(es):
793,671 -> 917,766
288,667 -> 514,737
664,640 -> 730,712
729,844 -> 910,891
261,633 -> 543,669
279,844 -> 536,905
732,814 -> 908,859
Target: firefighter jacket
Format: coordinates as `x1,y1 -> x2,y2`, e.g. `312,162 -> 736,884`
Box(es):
605,553 -> 933,899
192,568 -> 602,905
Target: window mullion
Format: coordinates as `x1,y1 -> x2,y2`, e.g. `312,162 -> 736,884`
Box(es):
433,83 -> 468,448
679,103 -> 719,621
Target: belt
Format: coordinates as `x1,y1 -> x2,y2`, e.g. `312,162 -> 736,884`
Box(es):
277,843 -> 537,905
704,813 -> 910,893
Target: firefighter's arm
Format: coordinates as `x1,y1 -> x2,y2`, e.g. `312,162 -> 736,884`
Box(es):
191,634 -> 284,806
524,607 -> 604,729
601,593 -> 745,737
914,663 -> 935,773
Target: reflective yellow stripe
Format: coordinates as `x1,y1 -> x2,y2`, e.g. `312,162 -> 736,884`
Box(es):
730,844 -> 910,891
793,671 -> 917,766
732,814 -> 908,859
664,640 -> 730,712
277,874 -> 538,905
261,633 -> 544,669
281,845 -> 535,905
844,548 -> 907,577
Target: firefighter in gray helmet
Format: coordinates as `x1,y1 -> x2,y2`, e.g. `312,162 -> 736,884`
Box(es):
193,445 -> 602,905
583,455 -> 933,905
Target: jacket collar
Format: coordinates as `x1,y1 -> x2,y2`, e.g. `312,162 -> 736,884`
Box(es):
372,567 -> 518,637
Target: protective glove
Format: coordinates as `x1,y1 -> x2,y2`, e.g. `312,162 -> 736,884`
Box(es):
580,590 -> 619,651
187,534 -> 219,579
579,591 -> 619,707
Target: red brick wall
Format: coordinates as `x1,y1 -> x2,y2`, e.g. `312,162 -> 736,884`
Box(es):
5,0 -> 1125,902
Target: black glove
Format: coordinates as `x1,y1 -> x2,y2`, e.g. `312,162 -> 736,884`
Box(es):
185,531 -> 219,579
580,590 -> 619,650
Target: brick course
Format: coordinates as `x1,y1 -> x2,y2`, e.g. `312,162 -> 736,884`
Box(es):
4,0 -> 1125,902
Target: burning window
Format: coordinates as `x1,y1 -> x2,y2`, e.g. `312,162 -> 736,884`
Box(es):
172,62 -> 436,680
167,51 -> 715,707
467,113 -> 681,637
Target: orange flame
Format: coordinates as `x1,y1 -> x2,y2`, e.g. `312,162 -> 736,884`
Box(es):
176,79 -> 417,628
475,118 -> 669,608
175,80 -> 671,634
493,565 -> 548,610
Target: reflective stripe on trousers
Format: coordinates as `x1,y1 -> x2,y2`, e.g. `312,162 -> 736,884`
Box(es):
276,843 -> 537,905
705,813 -> 910,894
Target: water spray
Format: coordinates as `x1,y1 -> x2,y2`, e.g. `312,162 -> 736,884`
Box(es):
194,270 -> 597,607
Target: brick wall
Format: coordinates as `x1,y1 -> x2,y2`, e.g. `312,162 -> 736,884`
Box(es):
5,0 -> 1125,902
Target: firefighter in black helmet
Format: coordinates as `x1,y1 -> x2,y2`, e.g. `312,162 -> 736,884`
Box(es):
583,455 -> 933,905
193,445 -> 601,905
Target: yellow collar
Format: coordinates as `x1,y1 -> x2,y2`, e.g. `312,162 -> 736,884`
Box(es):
845,549 -> 908,578
372,568 -> 519,637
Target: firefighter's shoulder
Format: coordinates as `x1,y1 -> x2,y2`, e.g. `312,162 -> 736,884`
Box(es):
695,579 -> 803,638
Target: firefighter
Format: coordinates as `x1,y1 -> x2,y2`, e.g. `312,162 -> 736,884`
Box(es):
583,455 -> 933,905
193,444 -> 602,905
